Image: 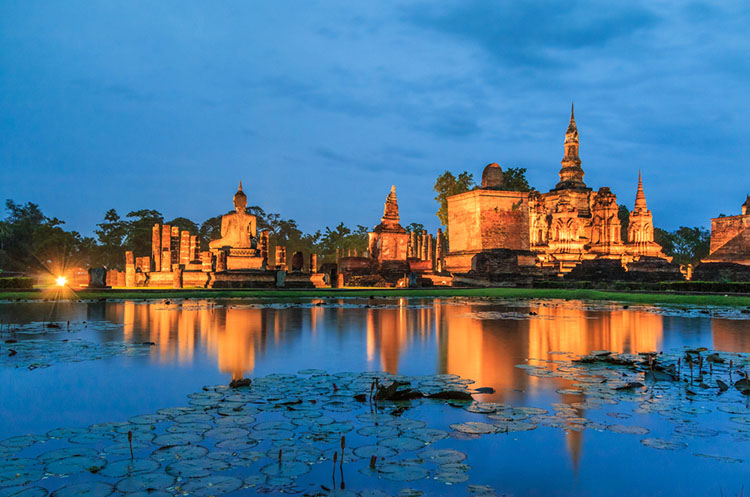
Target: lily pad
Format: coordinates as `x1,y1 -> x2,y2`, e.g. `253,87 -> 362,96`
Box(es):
99,459 -> 160,478
353,445 -> 397,459
178,475 -> 243,497
0,468 -> 43,488
50,483 -> 114,497
377,463 -> 429,482
203,427 -> 249,441
152,432 -> 202,446
640,438 -> 688,451
115,472 -> 175,493
259,461 -> 311,478
0,487 -> 48,497
378,437 -> 425,451
356,425 -> 398,438
411,428 -> 448,443
38,447 -> 99,465
606,425 -> 650,435
418,448 -> 466,464
150,444 -> 209,462
45,455 -> 107,476
450,422 -> 497,435
165,458 -> 229,477
129,414 -> 167,425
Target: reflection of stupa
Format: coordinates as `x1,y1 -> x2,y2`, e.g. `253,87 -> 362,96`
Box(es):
366,301 -> 434,374
436,300 -> 665,468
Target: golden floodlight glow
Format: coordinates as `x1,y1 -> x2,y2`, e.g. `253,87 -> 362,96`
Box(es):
56,276 -> 67,287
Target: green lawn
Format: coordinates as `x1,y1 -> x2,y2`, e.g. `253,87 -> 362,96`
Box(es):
2,287 -> 750,307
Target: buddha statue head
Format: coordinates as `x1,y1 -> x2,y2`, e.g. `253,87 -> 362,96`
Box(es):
233,181 -> 247,213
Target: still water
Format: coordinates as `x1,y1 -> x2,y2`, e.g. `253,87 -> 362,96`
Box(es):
1,297 -> 749,496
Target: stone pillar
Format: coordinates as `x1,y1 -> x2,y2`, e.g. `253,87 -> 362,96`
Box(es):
171,226 -> 180,266
180,231 -> 190,265
275,246 -> 287,270
421,234 -> 428,261
160,225 -> 171,272
173,265 -> 183,289
189,235 -> 199,262
200,251 -> 213,272
276,270 -> 286,288
436,229 -> 445,273
125,251 -> 135,287
427,234 -> 434,268
260,230 -> 270,262
409,231 -> 417,258
216,250 -> 227,272
152,224 -> 161,272
310,253 -> 318,273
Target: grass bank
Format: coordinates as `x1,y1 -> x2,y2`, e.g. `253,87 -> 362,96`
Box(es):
2,287 -> 750,307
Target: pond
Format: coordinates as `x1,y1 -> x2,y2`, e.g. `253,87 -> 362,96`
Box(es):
0,297 -> 749,497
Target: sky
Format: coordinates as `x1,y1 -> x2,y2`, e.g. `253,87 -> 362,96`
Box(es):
1,0 -> 749,236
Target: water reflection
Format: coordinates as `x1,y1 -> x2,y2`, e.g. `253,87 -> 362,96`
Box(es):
107,299 -> 750,384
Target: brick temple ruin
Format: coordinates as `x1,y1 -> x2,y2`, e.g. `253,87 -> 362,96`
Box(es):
445,105 -> 682,283
335,186 -> 448,287
694,196 -> 750,281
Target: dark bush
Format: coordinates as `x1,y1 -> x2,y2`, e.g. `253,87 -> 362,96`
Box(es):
0,277 -> 35,289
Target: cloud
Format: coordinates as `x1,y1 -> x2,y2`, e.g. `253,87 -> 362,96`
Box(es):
403,0 -> 660,70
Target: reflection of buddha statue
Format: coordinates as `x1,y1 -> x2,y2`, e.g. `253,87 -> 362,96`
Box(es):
209,182 -> 257,249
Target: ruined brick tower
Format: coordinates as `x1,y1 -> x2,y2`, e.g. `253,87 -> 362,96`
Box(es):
368,185 -> 408,261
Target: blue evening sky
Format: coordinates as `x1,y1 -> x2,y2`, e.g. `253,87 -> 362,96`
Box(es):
1,1 -> 748,235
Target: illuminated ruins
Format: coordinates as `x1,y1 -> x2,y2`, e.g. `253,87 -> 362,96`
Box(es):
123,183 -> 320,288
446,105 -> 673,278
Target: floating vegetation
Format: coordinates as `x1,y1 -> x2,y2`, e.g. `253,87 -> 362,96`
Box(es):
513,347 -> 750,459
0,371 -> 513,496
0,321 -> 152,370
5,357 -> 747,497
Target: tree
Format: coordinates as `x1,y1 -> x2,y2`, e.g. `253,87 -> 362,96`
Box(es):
0,200 -> 92,273
199,215 -> 223,248
166,217 -> 199,235
618,205 -> 630,242
123,209 -> 164,258
654,228 -> 673,256
95,209 -> 127,268
405,223 -> 425,235
502,167 -> 531,192
434,171 -> 475,227
666,226 -> 710,266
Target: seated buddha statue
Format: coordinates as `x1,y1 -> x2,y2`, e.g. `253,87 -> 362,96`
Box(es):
209,182 -> 257,249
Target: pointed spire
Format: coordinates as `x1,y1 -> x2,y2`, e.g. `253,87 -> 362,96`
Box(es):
635,170 -> 647,210
238,180 -> 243,191
566,101 -> 577,134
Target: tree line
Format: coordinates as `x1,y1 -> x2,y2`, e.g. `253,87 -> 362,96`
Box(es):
0,201 -> 374,273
